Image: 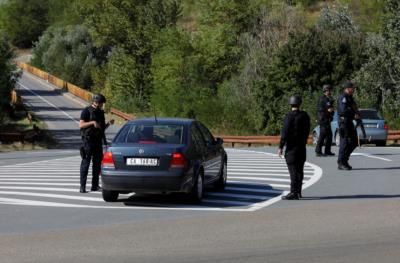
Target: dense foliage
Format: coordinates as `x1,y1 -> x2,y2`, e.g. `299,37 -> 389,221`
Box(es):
0,35 -> 18,122
2,0 -> 398,133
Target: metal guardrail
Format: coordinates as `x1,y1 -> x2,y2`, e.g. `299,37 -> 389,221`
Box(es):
110,108 -> 135,121
219,131 -> 400,147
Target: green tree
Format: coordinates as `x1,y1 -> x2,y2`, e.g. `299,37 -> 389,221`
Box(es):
0,0 -> 49,48
218,3 -> 307,134
0,35 -> 18,122
353,0 -> 400,128
77,0 -> 181,111
31,25 -> 97,88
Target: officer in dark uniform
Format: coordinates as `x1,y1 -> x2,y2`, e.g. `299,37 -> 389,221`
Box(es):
337,81 -> 359,170
315,84 -> 335,157
278,95 -> 310,200
79,94 -> 114,193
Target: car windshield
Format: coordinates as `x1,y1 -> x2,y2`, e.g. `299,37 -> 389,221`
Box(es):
360,110 -> 381,120
115,124 -> 184,144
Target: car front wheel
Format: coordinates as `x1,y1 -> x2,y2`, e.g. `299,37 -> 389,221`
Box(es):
102,189 -> 119,202
215,160 -> 227,190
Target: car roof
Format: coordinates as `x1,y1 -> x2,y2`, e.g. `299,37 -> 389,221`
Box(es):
126,118 -> 195,126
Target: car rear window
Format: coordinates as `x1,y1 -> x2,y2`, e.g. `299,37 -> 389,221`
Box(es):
115,124 -> 185,144
360,110 -> 381,120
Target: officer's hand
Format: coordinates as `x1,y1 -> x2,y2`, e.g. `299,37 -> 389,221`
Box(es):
108,119 -> 115,125
328,108 -> 334,113
278,148 -> 283,158
355,114 -> 361,119
92,121 -> 100,129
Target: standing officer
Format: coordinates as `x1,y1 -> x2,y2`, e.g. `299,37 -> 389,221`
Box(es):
278,95 -> 310,200
315,84 -> 335,157
79,94 -> 114,193
337,81 -> 359,170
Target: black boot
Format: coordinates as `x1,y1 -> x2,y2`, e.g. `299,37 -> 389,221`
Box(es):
338,163 -> 351,170
80,186 -> 87,193
281,192 -> 300,200
91,186 -> 102,191
325,152 -> 335,156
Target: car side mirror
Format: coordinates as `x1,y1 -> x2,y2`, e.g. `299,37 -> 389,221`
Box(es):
215,138 -> 224,145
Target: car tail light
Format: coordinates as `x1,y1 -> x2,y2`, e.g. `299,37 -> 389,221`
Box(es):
170,152 -> 187,168
102,151 -> 115,169
384,124 -> 389,130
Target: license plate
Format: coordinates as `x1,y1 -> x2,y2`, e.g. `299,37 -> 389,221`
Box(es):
126,158 -> 159,166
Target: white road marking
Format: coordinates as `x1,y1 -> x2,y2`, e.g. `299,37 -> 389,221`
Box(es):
351,153 -> 392,162
0,149 -> 323,212
225,187 -> 282,194
0,186 -> 100,193
228,176 -> 290,182
227,172 -> 312,178
205,192 -> 271,200
17,81 -> 79,124
228,181 -> 290,188
0,191 -> 102,202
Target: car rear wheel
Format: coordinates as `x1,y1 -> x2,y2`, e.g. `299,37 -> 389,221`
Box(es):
215,160 -> 227,190
102,189 -> 119,202
189,171 -> 203,203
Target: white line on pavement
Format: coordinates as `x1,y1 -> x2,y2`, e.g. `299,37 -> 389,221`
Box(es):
17,82 -> 79,124
0,191 -> 102,202
351,153 -> 392,162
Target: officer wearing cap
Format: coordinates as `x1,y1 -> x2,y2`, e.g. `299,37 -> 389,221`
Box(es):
278,95 -> 310,200
337,81 -> 358,170
315,84 -> 335,157
79,94 -> 114,193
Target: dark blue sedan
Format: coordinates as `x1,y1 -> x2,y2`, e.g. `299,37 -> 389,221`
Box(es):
101,118 -> 227,203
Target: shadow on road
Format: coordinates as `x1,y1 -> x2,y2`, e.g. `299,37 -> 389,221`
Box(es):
302,195 -> 400,200
46,129 -> 82,149
351,167 -> 400,171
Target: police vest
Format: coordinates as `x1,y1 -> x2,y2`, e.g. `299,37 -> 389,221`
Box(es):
80,106 -> 104,140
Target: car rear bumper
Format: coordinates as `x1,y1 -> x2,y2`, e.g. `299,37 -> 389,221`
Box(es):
101,169 -> 193,193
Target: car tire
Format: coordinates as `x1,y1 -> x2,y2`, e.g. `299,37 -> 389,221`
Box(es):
376,141 -> 387,147
215,160 -> 227,190
189,170 -> 204,203
102,189 -> 119,202
312,132 -> 318,145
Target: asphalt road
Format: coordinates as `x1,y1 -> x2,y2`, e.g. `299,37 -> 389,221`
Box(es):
0,71 -> 399,263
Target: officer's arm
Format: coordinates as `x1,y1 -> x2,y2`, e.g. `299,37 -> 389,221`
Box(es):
279,115 -> 290,150
305,114 -> 311,142
79,120 -> 97,129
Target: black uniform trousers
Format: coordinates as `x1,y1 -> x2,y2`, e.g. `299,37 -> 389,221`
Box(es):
316,124 -> 332,154
80,140 -> 103,189
338,121 -> 357,165
285,149 -> 306,195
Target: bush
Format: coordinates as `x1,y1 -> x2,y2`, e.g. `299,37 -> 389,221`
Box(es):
0,0 -> 49,48
31,25 -> 97,88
